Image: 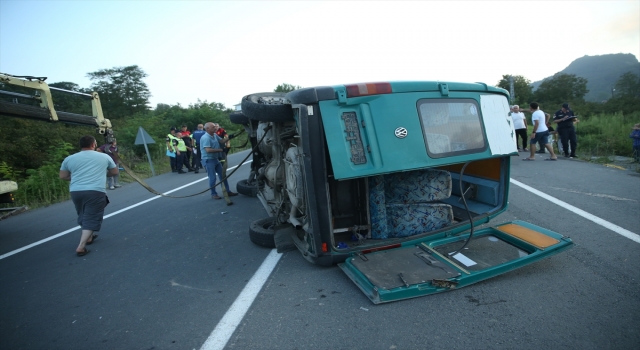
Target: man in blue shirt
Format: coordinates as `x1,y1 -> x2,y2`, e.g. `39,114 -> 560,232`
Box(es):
191,123 -> 206,171
200,122 -> 238,199
60,135 -> 119,256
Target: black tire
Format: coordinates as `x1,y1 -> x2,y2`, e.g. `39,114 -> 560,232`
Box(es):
236,179 -> 258,197
229,111 -> 249,125
249,217 -> 277,248
241,92 -> 293,122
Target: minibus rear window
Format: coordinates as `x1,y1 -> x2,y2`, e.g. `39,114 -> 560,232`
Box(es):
417,99 -> 486,158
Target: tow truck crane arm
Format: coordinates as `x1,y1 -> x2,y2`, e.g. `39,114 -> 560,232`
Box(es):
0,73 -> 114,142
0,73 -> 115,218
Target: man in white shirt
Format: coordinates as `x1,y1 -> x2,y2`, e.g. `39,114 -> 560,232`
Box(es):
522,102 -> 558,161
510,105 -> 528,151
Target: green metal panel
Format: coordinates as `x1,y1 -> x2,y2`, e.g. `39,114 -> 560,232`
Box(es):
320,90 -> 508,180
338,220 -> 574,304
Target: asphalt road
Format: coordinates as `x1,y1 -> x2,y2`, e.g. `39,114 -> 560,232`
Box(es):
1,151 -> 639,350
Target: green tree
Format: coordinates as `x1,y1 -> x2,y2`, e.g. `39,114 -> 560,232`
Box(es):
87,65 -> 151,119
614,72 -> 640,97
0,79 -> 40,107
496,75 -> 533,106
154,103 -> 172,113
274,83 -> 301,93
534,73 -> 589,106
49,81 -> 92,115
119,100 -> 235,159
0,117 -> 92,176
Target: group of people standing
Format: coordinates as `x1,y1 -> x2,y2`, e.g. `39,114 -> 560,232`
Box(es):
165,122 -> 237,199
165,125 -> 200,173
511,102 -> 578,161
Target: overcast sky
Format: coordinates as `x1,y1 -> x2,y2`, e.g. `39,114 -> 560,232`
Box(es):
1,0 -> 638,110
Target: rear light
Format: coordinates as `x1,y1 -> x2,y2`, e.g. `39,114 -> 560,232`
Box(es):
345,82 -> 392,98
361,243 -> 401,254
322,243 -> 328,252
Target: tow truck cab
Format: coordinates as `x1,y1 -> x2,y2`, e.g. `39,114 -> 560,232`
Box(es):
234,81 -> 573,303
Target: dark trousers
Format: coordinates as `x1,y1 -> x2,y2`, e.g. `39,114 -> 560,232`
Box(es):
192,150 -> 202,169
176,151 -> 185,171
558,127 -> 577,156
169,155 -> 177,171
515,128 -> 528,149
184,150 -> 192,169
71,191 -> 107,231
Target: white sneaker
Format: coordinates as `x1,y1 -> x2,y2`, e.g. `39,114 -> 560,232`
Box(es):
109,186 -> 115,190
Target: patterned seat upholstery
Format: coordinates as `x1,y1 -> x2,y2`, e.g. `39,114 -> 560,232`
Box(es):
370,169 -> 453,239
386,203 -> 453,237
384,170 -> 452,203
369,175 -> 389,238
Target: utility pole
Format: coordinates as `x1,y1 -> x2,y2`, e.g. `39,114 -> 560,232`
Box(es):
509,75 -> 515,103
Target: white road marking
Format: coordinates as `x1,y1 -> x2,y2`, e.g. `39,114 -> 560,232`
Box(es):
200,249 -> 282,350
199,177 -> 640,350
550,187 -> 637,202
5,164 -> 638,350
510,178 -> 640,244
0,162 -> 248,260
1,156 -> 283,350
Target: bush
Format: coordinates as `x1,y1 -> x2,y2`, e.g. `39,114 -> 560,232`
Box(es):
8,142 -> 73,208
575,112 -> 639,158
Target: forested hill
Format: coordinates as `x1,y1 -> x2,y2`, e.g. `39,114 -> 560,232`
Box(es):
531,53 -> 640,102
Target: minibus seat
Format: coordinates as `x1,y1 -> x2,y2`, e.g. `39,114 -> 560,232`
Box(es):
385,203 -> 453,237
369,169 -> 453,239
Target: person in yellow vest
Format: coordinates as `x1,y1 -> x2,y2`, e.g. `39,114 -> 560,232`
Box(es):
165,127 -> 179,172
175,132 -> 194,173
